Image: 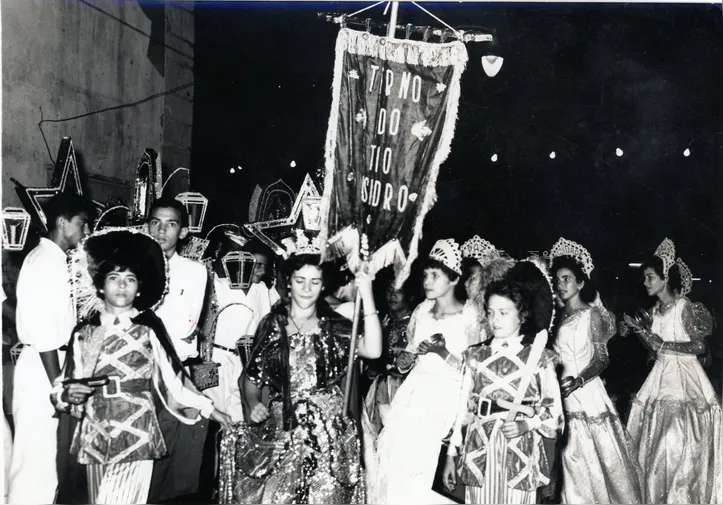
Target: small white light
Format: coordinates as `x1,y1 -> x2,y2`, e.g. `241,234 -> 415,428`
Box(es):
229,167 -> 236,174
491,154 -> 498,162
549,151 -> 556,159
684,148 -> 691,157
237,166 -> 243,171
290,160 -> 297,168
616,276 -> 619,280
693,277 -> 701,281
629,262 -> 642,268
616,148 -> 623,157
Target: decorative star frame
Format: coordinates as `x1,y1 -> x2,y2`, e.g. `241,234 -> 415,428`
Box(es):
244,174 -> 321,257
12,136 -> 104,233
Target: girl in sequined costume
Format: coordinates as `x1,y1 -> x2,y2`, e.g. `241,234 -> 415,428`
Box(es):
51,228 -> 230,504
625,239 -> 721,504
548,241 -> 643,504
442,260 -> 563,504
234,252 -> 382,504
371,239 -> 482,504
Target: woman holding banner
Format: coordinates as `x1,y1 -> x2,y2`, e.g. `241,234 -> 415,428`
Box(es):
233,239 -> 382,504
371,238 -> 481,504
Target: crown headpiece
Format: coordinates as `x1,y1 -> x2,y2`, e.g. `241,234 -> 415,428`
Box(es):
461,235 -> 500,266
654,238 -> 676,276
547,237 -> 594,277
429,238 -> 462,275
675,257 -> 693,296
281,229 -> 322,259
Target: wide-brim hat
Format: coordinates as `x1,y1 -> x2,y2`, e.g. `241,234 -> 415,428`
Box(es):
502,258 -> 554,334
70,227 -> 168,318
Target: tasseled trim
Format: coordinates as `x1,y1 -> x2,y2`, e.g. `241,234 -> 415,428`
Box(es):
321,27 -> 468,291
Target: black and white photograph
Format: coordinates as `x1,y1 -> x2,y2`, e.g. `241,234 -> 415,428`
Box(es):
1,1 -> 722,503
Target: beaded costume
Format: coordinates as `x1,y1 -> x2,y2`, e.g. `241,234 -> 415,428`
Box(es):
219,300 -> 364,504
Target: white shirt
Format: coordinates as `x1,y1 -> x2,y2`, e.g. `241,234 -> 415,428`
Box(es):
154,252 -> 207,361
15,238 -> 74,352
213,276 -> 257,348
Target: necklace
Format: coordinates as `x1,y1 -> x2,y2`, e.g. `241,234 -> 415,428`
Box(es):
289,311 -> 315,334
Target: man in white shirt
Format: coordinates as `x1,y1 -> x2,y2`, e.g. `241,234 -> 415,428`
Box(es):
8,193 -> 91,504
202,235 -> 276,422
146,197 -> 210,502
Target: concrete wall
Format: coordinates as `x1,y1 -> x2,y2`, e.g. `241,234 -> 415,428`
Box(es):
2,0 -> 194,207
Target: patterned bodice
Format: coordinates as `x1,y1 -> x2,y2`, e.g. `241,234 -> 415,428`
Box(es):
73,321 -> 165,465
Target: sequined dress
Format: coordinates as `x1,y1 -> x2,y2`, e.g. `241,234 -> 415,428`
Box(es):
371,300 -> 481,504
627,297 -> 722,504
222,302 -> 364,504
553,307 -> 643,504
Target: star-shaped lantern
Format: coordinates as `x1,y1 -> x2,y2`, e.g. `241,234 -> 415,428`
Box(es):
11,137 -> 101,232
244,174 -> 322,257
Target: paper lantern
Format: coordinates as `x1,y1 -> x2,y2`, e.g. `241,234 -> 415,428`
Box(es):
175,192 -> 208,233
222,251 -> 257,290
2,207 -> 31,251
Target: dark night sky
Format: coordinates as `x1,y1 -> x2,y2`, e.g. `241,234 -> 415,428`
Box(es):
191,2 -> 723,308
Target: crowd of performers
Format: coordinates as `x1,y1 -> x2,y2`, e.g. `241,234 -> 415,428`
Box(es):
2,191 -> 721,504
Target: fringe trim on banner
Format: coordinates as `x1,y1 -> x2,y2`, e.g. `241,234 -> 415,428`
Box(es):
320,27 -> 469,288
394,37 -> 468,289
319,28 -> 348,262
341,27 -> 468,67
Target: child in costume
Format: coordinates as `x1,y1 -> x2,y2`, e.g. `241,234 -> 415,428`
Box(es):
443,260 -> 564,504
51,228 -> 230,504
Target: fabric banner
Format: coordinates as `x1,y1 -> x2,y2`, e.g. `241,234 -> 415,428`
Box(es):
320,28 -> 468,286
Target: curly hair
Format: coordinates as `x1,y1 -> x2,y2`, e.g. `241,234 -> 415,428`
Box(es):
484,280 -> 535,345
92,259 -> 144,306
550,255 -> 597,304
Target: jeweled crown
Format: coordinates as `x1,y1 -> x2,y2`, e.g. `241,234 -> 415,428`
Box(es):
654,238 -> 676,277
429,238 -> 462,275
675,257 -> 693,296
547,237 -> 594,277
281,228 -> 322,258
461,235 -> 500,266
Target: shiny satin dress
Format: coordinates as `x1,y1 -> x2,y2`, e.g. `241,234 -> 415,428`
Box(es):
371,300 -> 480,504
553,307 -> 643,504
627,297 -> 722,504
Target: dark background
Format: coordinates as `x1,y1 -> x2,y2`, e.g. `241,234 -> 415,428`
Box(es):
191,2 -> 723,395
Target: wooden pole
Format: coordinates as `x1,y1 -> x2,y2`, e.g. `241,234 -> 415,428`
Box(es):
387,1 -> 399,38
343,289 -> 363,415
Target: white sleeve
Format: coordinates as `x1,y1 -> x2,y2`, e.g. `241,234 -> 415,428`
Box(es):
150,331 -> 214,423
16,258 -> 69,351
447,365 -> 472,456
